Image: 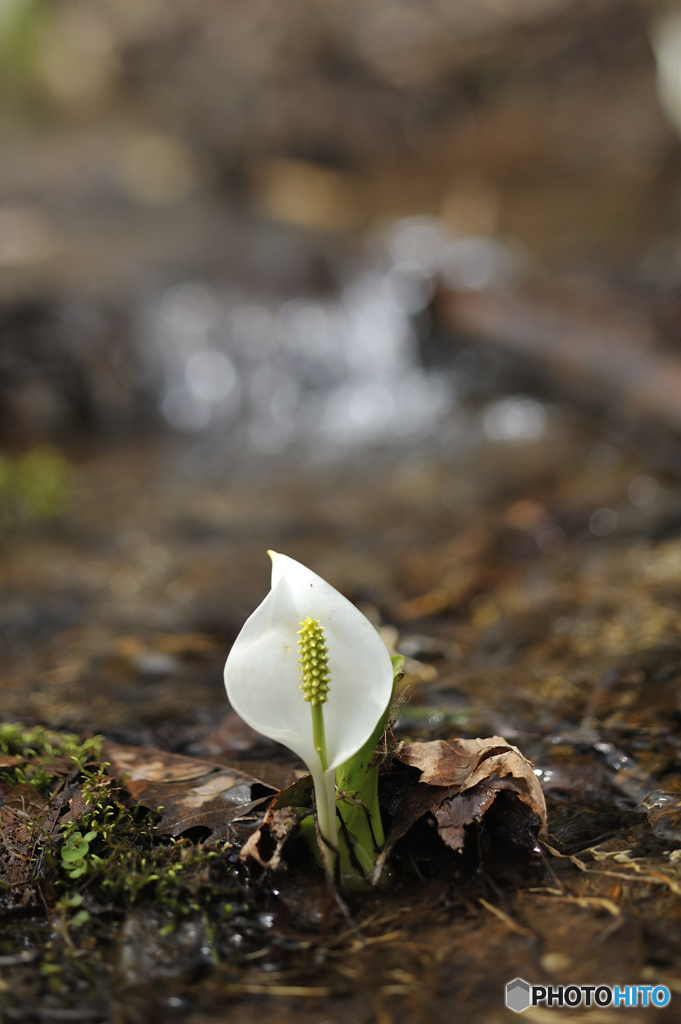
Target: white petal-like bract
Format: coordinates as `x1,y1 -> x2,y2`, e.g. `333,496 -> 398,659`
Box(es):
224,551 -> 394,774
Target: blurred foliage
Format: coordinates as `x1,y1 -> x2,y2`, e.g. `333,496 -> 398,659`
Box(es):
0,720 -> 101,766
0,0 -> 49,101
0,446 -> 72,526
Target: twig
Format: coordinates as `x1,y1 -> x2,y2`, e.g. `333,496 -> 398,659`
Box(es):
479,898 -> 533,936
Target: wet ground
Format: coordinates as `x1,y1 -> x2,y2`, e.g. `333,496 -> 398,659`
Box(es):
3,402 -> 681,1023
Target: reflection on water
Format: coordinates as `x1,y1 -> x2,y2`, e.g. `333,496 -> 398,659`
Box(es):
144,217 -> 519,460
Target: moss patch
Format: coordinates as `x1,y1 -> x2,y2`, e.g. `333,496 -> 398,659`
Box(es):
0,722 -> 247,1013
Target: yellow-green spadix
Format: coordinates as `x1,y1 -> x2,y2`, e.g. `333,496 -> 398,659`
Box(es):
223,550 -> 394,877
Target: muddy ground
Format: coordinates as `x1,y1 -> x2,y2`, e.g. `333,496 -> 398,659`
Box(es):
2,399 -> 681,1024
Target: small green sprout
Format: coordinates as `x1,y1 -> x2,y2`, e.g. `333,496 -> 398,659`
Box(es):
56,892 -> 90,927
61,830 -> 97,879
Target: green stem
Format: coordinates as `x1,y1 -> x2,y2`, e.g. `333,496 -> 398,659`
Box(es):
334,657 -> 403,890
313,768 -> 338,879
311,701 -> 328,772
308,700 -> 337,878
335,721 -> 385,890
301,657 -> 404,889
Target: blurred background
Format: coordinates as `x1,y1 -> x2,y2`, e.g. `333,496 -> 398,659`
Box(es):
3,0 -> 681,461
5,0 -> 681,747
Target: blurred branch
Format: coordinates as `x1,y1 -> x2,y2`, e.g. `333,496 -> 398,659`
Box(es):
437,282 -> 681,433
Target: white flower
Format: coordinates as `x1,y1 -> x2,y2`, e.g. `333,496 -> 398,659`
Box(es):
224,550 -> 394,875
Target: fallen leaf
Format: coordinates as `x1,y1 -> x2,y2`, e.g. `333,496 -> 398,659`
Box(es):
240,774 -> 314,870
433,784 -> 497,849
104,743 -> 218,783
33,756 -> 76,777
272,773 -> 314,811
395,738 -> 480,787
240,806 -> 303,871
103,742 -> 277,843
372,735 -> 547,882
0,755 -> 73,774
0,755 -> 22,769
397,735 -> 547,827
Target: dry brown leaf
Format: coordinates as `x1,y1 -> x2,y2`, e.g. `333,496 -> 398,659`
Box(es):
0,755 -> 23,769
397,735 -> 547,829
104,743 -> 218,783
371,735 -> 546,882
433,785 -> 497,849
394,738 -> 479,787
239,774 -> 316,870
103,741 -> 277,843
0,754 -> 73,774
240,806 -> 303,871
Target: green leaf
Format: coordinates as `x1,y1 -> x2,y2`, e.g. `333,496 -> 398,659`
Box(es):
391,654 -> 405,680
61,845 -> 86,862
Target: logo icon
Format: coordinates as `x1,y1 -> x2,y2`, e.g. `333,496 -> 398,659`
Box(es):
506,978 -> 531,1013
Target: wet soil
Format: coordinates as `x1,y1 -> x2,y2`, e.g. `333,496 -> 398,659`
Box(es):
3,415 -> 681,1023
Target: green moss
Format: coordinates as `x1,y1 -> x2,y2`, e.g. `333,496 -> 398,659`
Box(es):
0,721 -> 101,761
1,723 -> 241,922
0,722 -> 101,793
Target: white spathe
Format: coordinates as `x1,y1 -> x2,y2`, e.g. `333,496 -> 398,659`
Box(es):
224,550 -> 394,872
225,551 -> 393,770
